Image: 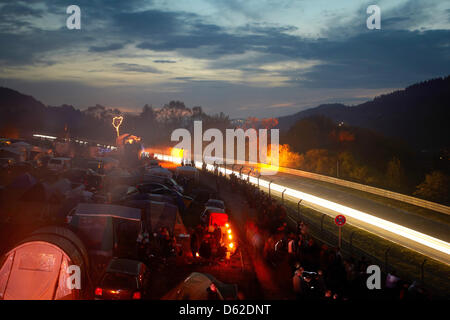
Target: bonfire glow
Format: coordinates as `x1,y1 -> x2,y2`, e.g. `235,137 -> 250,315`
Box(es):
171,147 -> 184,159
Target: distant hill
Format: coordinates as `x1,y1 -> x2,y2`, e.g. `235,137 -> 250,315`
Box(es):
0,87 -> 116,142
277,76 -> 450,152
0,87 -> 231,145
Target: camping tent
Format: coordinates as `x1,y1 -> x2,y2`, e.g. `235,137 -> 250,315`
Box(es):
175,165 -> 199,181
67,203 -> 142,278
162,272 -> 238,300
121,199 -> 185,235
147,166 -> 173,178
104,169 -> 139,190
122,192 -> 177,206
144,201 -> 181,235
0,226 -> 89,300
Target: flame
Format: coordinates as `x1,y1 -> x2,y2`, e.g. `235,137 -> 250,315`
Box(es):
256,144 -> 303,174
112,116 -> 123,138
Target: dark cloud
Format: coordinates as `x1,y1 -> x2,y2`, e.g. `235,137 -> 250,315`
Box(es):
112,10 -> 184,36
0,0 -> 448,98
113,63 -> 162,73
154,60 -> 176,63
89,43 -> 126,52
0,3 -> 44,17
0,28 -> 89,65
293,29 -> 450,88
173,77 -> 195,81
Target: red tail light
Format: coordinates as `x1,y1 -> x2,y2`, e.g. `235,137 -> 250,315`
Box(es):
132,291 -> 141,300
95,287 -> 103,296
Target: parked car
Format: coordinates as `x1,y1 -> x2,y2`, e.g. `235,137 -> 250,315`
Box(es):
47,157 -> 71,171
94,258 -> 150,300
200,207 -> 225,225
136,182 -> 173,194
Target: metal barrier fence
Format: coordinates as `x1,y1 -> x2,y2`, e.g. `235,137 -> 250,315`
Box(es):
278,166 -> 450,215
154,151 -> 450,215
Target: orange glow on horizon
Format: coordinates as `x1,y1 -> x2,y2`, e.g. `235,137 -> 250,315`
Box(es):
171,147 -> 184,159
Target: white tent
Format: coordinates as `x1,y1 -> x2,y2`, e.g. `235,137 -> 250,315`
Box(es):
0,227 -> 89,300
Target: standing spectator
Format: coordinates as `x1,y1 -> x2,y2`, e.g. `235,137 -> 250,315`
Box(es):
199,238 -> 212,260
287,235 -> 296,269
292,267 -> 304,297
190,229 -> 199,258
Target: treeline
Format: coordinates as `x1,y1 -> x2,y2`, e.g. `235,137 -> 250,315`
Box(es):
0,87 -> 232,147
280,116 -> 449,205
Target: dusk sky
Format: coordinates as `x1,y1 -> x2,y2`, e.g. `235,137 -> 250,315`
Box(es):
0,0 -> 449,118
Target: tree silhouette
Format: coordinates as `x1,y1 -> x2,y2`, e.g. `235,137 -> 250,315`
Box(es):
385,157 -> 406,192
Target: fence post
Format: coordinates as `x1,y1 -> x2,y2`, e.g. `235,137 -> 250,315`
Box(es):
268,181 -> 273,198
297,199 -> 302,220
385,247 -> 391,272
282,189 -> 286,204
320,214 -> 326,232
257,174 -> 261,189
248,168 -> 253,182
421,259 -> 427,283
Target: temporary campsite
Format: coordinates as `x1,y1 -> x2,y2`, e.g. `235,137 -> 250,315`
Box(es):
0,226 -> 90,300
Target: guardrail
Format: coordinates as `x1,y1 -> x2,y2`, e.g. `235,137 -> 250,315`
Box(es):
154,153 -> 450,263
277,166 -> 450,215
154,151 -> 450,215
209,162 -> 449,298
